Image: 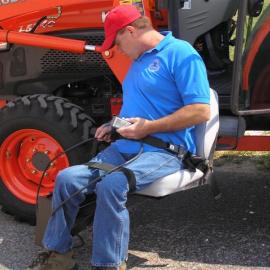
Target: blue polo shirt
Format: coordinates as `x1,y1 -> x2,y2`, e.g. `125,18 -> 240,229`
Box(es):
113,32 -> 210,154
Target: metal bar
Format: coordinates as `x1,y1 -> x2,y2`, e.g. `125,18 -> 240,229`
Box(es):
231,0 -> 270,116
168,0 -> 181,38
235,108 -> 270,115
231,0 -> 248,115
85,45 -> 96,51
218,135 -> 270,151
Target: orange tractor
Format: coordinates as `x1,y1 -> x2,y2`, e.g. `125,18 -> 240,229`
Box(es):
0,0 -> 269,223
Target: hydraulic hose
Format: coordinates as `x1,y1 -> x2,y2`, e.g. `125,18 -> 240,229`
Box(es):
51,146 -> 143,216
35,133 -> 143,216
35,137 -> 97,207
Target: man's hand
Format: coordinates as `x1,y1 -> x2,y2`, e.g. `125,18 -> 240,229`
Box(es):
116,117 -> 151,140
115,103 -> 210,140
95,123 -> 112,142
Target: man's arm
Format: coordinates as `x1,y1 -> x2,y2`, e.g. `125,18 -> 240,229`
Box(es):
117,103 -> 210,140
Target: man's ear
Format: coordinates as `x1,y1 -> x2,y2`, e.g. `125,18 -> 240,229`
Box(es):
126,25 -> 136,36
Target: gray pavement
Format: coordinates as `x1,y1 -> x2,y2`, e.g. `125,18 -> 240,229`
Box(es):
0,161 -> 270,270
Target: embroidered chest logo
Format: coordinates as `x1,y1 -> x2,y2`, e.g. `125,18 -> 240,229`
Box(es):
148,59 -> 160,72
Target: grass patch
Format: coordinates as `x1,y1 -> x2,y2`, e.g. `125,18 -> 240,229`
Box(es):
214,151 -> 270,170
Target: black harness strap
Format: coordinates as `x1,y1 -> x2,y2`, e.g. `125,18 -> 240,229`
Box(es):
113,132 -> 208,172
139,135 -> 208,172
85,161 -> 136,193
182,151 -> 209,173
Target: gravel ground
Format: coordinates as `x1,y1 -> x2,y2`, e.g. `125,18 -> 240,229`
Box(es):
0,160 -> 269,270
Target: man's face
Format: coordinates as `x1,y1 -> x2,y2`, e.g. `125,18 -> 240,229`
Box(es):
115,26 -> 139,60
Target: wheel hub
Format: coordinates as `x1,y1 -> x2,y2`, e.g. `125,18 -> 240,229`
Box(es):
32,152 -> 51,171
0,129 -> 69,204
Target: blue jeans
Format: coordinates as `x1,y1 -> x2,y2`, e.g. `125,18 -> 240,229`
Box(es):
43,144 -> 182,267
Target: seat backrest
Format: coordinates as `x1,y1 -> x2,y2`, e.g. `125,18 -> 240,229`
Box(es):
195,89 -> 219,159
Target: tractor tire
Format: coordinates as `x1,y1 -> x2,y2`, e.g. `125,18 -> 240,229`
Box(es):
0,94 -> 96,224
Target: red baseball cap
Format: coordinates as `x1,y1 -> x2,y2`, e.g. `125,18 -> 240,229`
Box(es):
100,5 -> 142,52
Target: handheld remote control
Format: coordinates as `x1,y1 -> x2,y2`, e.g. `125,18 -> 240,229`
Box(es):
111,116 -> 132,129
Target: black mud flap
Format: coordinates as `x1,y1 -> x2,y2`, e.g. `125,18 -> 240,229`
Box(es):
35,194 -> 96,247
35,196 -> 52,247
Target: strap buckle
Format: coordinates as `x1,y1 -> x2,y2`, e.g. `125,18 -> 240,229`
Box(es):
168,143 -> 186,158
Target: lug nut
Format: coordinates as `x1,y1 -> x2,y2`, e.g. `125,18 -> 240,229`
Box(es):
44,150 -> 49,155
32,148 -> 37,153
32,170 -> 37,174
26,158 -> 31,163
44,172 -> 48,177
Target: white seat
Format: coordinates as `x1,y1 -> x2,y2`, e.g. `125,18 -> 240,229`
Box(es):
135,89 -> 219,197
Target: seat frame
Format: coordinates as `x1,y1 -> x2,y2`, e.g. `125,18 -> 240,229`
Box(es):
135,89 -> 220,197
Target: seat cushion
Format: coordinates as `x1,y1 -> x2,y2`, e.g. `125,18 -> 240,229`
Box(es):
135,169 -> 204,197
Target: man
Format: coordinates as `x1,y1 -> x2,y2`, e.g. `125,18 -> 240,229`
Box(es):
28,4 -> 210,270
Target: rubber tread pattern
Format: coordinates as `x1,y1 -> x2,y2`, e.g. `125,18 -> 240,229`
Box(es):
37,95 -> 48,109
54,99 -> 64,118
0,94 -> 96,223
70,107 -> 80,129
21,96 -> 31,106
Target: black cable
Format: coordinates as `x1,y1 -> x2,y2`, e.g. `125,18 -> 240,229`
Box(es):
30,16 -> 47,33
35,137 -> 96,209
51,145 -> 143,216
